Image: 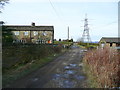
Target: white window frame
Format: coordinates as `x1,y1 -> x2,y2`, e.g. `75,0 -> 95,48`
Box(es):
14,31 -> 19,35
24,31 -> 29,36
34,31 -> 38,36
42,32 -> 47,36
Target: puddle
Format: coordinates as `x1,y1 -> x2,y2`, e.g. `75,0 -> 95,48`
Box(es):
74,75 -> 85,80
70,64 -> 77,67
53,73 -> 70,80
32,78 -> 39,81
51,63 -> 86,88
54,74 -> 61,77
64,66 -> 71,70
52,74 -> 62,80
62,80 -> 76,88
65,70 -> 76,75
62,74 -> 69,78
51,73 -> 85,88
64,64 -> 77,70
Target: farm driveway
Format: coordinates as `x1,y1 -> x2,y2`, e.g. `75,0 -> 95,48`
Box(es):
7,45 -> 88,88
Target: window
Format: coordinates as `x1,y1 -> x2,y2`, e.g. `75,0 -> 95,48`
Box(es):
42,32 -> 47,36
14,31 -> 19,35
24,31 -> 28,35
34,31 -> 38,36
101,43 -> 105,48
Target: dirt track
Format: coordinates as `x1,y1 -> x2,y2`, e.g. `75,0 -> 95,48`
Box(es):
7,45 -> 88,88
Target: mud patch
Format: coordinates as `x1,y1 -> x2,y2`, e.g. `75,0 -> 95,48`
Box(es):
50,63 -> 86,88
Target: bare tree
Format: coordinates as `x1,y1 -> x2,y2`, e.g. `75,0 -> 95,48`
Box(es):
0,0 -> 9,12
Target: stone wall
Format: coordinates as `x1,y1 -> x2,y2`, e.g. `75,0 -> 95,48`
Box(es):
12,30 -> 53,44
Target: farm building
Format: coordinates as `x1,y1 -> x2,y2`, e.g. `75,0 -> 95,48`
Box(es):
2,23 -> 54,44
99,37 -> 120,48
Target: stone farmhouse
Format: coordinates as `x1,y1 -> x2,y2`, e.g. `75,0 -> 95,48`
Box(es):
2,23 -> 54,44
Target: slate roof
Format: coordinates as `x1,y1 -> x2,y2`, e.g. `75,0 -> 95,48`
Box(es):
2,25 -> 54,31
100,37 -> 120,43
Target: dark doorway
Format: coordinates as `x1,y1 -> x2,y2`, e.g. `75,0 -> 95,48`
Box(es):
110,43 -> 112,47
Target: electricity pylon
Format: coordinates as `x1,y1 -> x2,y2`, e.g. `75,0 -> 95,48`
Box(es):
81,14 -> 91,43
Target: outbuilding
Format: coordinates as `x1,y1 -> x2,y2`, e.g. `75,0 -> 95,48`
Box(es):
99,37 -> 120,48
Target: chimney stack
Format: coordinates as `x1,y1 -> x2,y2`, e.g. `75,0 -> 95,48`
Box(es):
32,22 -> 35,26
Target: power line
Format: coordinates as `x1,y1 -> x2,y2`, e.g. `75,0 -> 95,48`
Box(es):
49,0 -> 59,16
49,0 -> 62,21
48,0 -> 70,40
48,0 -> 66,26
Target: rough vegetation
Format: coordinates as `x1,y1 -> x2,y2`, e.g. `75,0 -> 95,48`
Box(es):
2,45 -> 63,87
0,0 -> 9,12
83,47 -> 120,88
3,45 -> 62,70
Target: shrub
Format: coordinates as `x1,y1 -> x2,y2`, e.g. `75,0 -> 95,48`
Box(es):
83,47 -> 120,88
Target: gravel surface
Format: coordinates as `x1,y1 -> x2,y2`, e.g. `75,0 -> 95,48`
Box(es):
6,45 -> 88,88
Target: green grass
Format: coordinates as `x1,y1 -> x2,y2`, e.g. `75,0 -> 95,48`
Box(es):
78,45 -> 86,48
54,41 -> 73,45
78,44 -> 98,49
2,52 -> 65,88
82,62 -> 100,88
77,42 -> 99,49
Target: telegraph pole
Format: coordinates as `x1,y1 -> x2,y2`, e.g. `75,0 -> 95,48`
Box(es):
68,26 -> 69,47
68,26 -> 69,41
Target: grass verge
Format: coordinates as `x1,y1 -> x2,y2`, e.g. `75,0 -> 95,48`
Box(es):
83,61 -> 100,88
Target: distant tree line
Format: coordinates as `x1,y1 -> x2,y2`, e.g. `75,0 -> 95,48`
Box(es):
58,38 -> 73,42
2,26 -> 13,44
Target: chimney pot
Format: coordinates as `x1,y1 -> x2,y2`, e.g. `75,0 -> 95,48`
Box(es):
32,22 -> 35,26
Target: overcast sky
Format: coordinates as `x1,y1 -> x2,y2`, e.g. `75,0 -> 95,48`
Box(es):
0,0 -> 119,41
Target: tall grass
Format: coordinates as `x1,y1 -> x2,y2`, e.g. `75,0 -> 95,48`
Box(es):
83,47 -> 120,88
2,45 -> 62,70
2,45 -> 63,87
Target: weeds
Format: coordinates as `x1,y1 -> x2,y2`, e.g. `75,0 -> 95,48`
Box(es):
83,47 -> 120,88
2,45 -> 63,87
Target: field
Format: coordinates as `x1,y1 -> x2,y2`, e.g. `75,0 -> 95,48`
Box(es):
77,42 -> 99,49
83,47 -> 120,88
54,41 -> 73,45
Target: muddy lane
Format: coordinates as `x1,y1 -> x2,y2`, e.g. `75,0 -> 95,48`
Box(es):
8,45 -> 88,88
